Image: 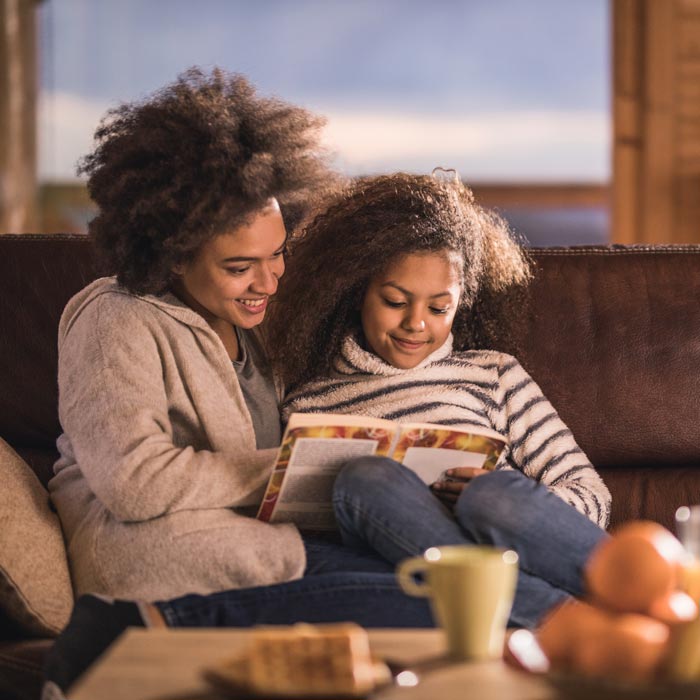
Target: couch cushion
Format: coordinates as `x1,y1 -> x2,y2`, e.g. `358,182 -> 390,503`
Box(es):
0,438 -> 74,637
0,637 -> 52,700
14,447 -> 61,492
601,465 -> 700,532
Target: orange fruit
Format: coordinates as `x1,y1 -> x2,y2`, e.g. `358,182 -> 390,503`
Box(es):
573,612 -> 669,682
648,590 -> 698,625
585,521 -> 685,614
537,599 -> 610,666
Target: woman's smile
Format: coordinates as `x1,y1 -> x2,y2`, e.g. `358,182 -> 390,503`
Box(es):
236,297 -> 269,314
173,203 -> 286,332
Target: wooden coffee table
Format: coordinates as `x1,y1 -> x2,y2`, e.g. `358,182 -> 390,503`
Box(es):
67,627 -> 555,700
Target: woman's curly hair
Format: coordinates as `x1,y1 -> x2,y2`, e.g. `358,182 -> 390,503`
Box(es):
266,172 -> 532,390
79,67 -> 333,294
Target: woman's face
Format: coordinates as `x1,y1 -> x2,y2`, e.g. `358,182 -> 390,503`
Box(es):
360,251 -> 462,369
175,200 -> 287,330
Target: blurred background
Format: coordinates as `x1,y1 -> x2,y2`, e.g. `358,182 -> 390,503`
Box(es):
2,0 -> 698,245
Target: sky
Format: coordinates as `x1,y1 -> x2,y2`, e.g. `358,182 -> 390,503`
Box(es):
37,0 -> 610,182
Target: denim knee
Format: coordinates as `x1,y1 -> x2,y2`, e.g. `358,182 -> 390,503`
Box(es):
333,456 -> 406,501
454,469 -> 531,533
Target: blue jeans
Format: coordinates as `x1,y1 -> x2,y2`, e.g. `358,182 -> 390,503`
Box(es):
156,570 -> 433,627
155,504 -> 424,627
333,457 -> 608,628
303,533 -> 394,575
155,458 -> 606,629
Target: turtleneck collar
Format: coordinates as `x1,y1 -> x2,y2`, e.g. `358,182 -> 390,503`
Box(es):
334,333 -> 454,377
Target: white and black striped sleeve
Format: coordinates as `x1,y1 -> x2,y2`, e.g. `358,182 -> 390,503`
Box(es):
492,355 -> 611,529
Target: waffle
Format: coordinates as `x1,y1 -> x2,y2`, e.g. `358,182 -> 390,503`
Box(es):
204,623 -> 390,697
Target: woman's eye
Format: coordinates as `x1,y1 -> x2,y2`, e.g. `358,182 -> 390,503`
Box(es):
430,307 -> 449,315
383,299 -> 405,308
225,267 -> 250,276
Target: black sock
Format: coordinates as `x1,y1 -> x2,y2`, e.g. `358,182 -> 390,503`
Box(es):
43,594 -> 146,692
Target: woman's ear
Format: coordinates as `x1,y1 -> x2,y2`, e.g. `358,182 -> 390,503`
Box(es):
172,262 -> 185,276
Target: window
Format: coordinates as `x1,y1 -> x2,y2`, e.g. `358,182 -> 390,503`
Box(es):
38,0 -> 610,245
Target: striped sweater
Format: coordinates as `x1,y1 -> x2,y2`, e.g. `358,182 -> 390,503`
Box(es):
282,334 -> 611,528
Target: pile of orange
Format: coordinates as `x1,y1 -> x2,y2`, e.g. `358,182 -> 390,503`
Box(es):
537,520 -> 700,683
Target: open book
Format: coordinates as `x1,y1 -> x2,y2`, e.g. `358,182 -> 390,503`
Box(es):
257,413 -> 507,531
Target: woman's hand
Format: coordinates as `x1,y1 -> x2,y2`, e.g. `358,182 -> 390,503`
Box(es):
430,467 -> 490,508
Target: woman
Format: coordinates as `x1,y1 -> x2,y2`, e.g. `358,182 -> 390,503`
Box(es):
49,66 -> 379,602
45,70 -> 437,697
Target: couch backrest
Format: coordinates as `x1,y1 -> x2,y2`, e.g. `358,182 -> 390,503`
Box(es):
0,235 -> 96,484
1,235 -> 699,527
498,246 -> 700,470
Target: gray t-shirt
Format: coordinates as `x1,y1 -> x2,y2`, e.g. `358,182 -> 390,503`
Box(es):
232,329 -> 282,449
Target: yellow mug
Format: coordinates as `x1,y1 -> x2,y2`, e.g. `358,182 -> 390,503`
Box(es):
397,545 -> 518,661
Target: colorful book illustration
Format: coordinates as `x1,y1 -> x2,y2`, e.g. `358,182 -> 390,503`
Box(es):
257,413 -> 507,531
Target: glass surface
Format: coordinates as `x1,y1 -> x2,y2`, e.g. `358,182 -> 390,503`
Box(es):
677,506 -> 700,559
37,0 -> 609,184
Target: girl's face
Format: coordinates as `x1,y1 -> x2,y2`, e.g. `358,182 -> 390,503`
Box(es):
361,251 -> 462,369
174,200 -> 286,331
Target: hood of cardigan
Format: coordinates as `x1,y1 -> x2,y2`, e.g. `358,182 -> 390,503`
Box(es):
333,333 -> 454,377
58,276 -> 217,351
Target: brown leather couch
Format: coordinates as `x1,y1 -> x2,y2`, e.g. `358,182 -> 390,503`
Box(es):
1,234 -> 700,699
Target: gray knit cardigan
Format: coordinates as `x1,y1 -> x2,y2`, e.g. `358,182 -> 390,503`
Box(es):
283,335 -> 611,528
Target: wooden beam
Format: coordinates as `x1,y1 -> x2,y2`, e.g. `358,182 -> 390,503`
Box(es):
470,183 -> 609,208
613,0 -> 700,243
612,0 -> 643,243
0,0 -> 38,232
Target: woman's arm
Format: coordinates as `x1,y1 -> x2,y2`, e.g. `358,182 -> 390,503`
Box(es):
58,294 -> 276,523
492,354 -> 611,529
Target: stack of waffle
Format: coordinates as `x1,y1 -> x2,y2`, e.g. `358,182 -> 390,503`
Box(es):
204,623 -> 391,697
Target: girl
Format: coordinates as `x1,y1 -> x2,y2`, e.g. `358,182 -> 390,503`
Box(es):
268,171 -> 611,625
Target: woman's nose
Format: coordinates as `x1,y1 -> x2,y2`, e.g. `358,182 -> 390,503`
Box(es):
253,262 -> 278,295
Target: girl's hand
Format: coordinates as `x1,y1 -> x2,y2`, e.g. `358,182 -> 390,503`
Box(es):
430,467 -> 490,508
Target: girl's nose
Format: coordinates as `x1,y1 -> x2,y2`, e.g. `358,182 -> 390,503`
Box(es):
401,311 -> 425,332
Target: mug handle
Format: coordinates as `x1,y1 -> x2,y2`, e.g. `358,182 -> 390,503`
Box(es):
397,557 -> 431,597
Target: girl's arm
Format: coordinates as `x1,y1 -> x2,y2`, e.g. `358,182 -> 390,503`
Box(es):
492,354 -> 611,529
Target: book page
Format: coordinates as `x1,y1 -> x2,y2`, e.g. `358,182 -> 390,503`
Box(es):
401,446 -> 488,485
392,424 -> 507,483
257,420 -> 396,529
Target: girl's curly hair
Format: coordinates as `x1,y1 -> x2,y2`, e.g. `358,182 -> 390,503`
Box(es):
266,172 -> 532,390
79,67 -> 333,294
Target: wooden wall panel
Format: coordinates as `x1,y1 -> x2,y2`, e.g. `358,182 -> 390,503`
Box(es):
613,0 -> 700,243
0,0 -> 38,233
612,0 -> 643,244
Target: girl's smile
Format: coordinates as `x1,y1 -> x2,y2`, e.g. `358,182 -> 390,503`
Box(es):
390,335 -> 429,351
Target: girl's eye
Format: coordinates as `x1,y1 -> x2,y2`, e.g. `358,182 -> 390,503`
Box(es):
272,247 -> 286,258
383,299 -> 405,309
225,267 -> 250,276
430,307 -> 449,315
